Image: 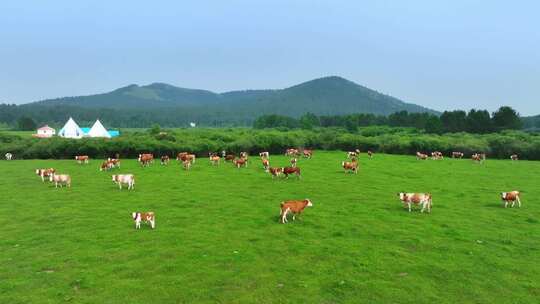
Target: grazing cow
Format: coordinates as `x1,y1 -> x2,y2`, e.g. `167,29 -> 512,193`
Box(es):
225,154 -> 236,162
282,167 -> 301,179
279,199 -> 313,224
233,158 -> 247,168
290,158 -> 297,167
138,153 -> 154,167
398,192 -> 432,213
262,158 -> 270,171
259,151 -> 270,159
183,159 -> 192,170
210,155 -> 221,166
268,167 -> 283,178
416,152 -> 428,160
342,160 -> 359,174
240,152 -> 249,160
347,149 -> 361,159
285,148 -> 300,157
36,168 -> 56,182
367,150 -> 373,159
472,153 -> 486,163
303,149 -> 313,159
160,155 -> 170,165
431,151 -> 443,160
50,173 -> 71,188
100,159 -> 119,171
510,154 -> 519,161
107,158 -> 121,168
5,152 -> 13,160
112,174 -> 135,190
452,152 -> 464,159
501,191 -> 521,208
132,212 -> 155,229
75,155 -> 89,164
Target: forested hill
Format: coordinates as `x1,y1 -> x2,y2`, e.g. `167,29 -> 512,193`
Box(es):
30,76 -> 434,115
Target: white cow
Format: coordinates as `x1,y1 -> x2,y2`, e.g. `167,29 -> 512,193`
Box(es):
50,173 -> 71,188
132,212 -> 155,229
112,174 -> 135,190
5,153 -> 13,160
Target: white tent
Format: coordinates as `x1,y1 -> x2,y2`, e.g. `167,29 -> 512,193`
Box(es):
87,119 -> 111,138
58,117 -> 84,139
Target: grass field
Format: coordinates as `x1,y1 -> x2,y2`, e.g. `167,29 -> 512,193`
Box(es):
1,152 -> 539,303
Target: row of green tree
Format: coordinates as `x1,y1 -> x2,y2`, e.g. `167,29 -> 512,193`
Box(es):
254,107 -> 523,133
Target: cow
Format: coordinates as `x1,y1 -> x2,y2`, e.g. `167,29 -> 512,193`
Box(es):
233,158 -> 247,168
177,152 -> 188,161
240,152 -> 249,160
262,158 -> 270,171
347,149 -> 361,159
342,160 -> 359,174
178,153 -> 196,164
259,151 -> 270,159
303,149 -> 313,159
431,151 -> 443,160
50,173 -> 71,188
367,150 -> 373,159
221,150 -> 227,158
132,212 -> 155,229
210,155 -> 221,166
398,192 -> 432,213
5,152 -> 13,160
160,155 -> 170,165
112,174 -> 135,190
225,154 -> 236,162
472,153 -> 486,163
107,158 -> 121,168
510,154 -> 519,161
138,153 -> 154,167
285,148 -> 300,157
416,152 -> 428,160
100,160 -> 116,171
279,199 -> 313,224
282,167 -> 301,179
36,168 -> 56,182
183,159 -> 192,170
290,158 -> 297,167
75,155 -> 89,164
268,167 -> 283,179
209,152 -> 218,158
452,152 -> 464,159
501,191 -> 521,208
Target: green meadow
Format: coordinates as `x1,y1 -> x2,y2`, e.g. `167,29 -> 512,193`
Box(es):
1,152 -> 539,303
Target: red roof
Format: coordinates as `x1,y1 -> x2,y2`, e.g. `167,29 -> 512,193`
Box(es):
37,125 -> 55,131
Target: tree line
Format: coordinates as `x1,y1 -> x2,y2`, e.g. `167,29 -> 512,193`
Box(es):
254,106 -> 523,134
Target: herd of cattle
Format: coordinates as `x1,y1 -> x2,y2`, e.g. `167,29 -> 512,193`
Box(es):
6,148 -> 525,229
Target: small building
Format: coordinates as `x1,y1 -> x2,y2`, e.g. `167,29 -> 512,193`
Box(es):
34,125 -> 56,138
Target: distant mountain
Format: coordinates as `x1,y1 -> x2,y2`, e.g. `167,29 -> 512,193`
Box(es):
28,76 -> 436,116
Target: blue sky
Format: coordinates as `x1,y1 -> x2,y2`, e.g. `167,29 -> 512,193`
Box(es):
1,0 -> 539,115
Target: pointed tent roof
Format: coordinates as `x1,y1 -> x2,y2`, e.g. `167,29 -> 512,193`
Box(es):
58,117 -> 84,138
87,119 -> 111,138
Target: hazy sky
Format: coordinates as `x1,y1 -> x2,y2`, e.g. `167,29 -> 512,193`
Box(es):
1,1 -> 539,115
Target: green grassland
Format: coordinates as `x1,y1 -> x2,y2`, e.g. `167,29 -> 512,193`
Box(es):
1,152 -> 539,303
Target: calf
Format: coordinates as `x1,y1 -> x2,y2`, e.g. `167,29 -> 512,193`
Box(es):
183,159 -> 192,170
5,152 -> 13,160
50,173 -> 71,188
233,158 -> 247,168
398,192 -> 432,213
290,158 -> 297,167
416,152 -> 428,160
279,199 -> 313,224
262,158 -> 270,171
347,149 -> 360,159
112,174 -> 135,190
36,168 -> 56,182
303,149 -> 313,159
75,155 -> 89,164
160,155 -> 170,165
210,155 -> 221,166
268,167 -> 283,179
100,160 -> 115,171
472,153 -> 486,163
259,151 -> 269,159
367,150 -> 373,159
431,151 -> 443,160
282,166 -> 301,179
285,148 -> 300,157
107,158 -> 121,168
240,152 -> 249,160
452,152 -> 464,159
342,160 -> 359,174
501,191 -> 521,208
510,154 -> 519,161
132,212 -> 155,229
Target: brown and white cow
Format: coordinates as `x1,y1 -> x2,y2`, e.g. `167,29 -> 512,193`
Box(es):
36,168 -> 56,182
107,158 -> 121,168
303,149 -> 313,159
262,158 -> 270,171
112,174 -> 135,190
259,151 -> 269,159
398,192 -> 432,213
431,151 -> 443,160
282,167 -> 301,179
342,160 -> 358,174
50,173 -> 71,188
233,158 -> 247,168
510,154 -> 519,161
279,199 -> 313,224
75,155 -> 89,164
347,149 -> 361,159
416,152 -> 428,160
452,152 -> 464,159
290,158 -> 297,168
160,155 -> 170,165
285,148 -> 300,157
225,154 -> 236,162
367,150 -> 373,159
183,159 -> 192,170
177,152 -> 188,161
100,159 -> 119,171
472,153 -> 486,163
132,212 -> 155,229
210,155 -> 221,166
501,191 -> 521,208
239,152 -> 249,160
138,153 -> 154,167
268,167 -> 283,179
